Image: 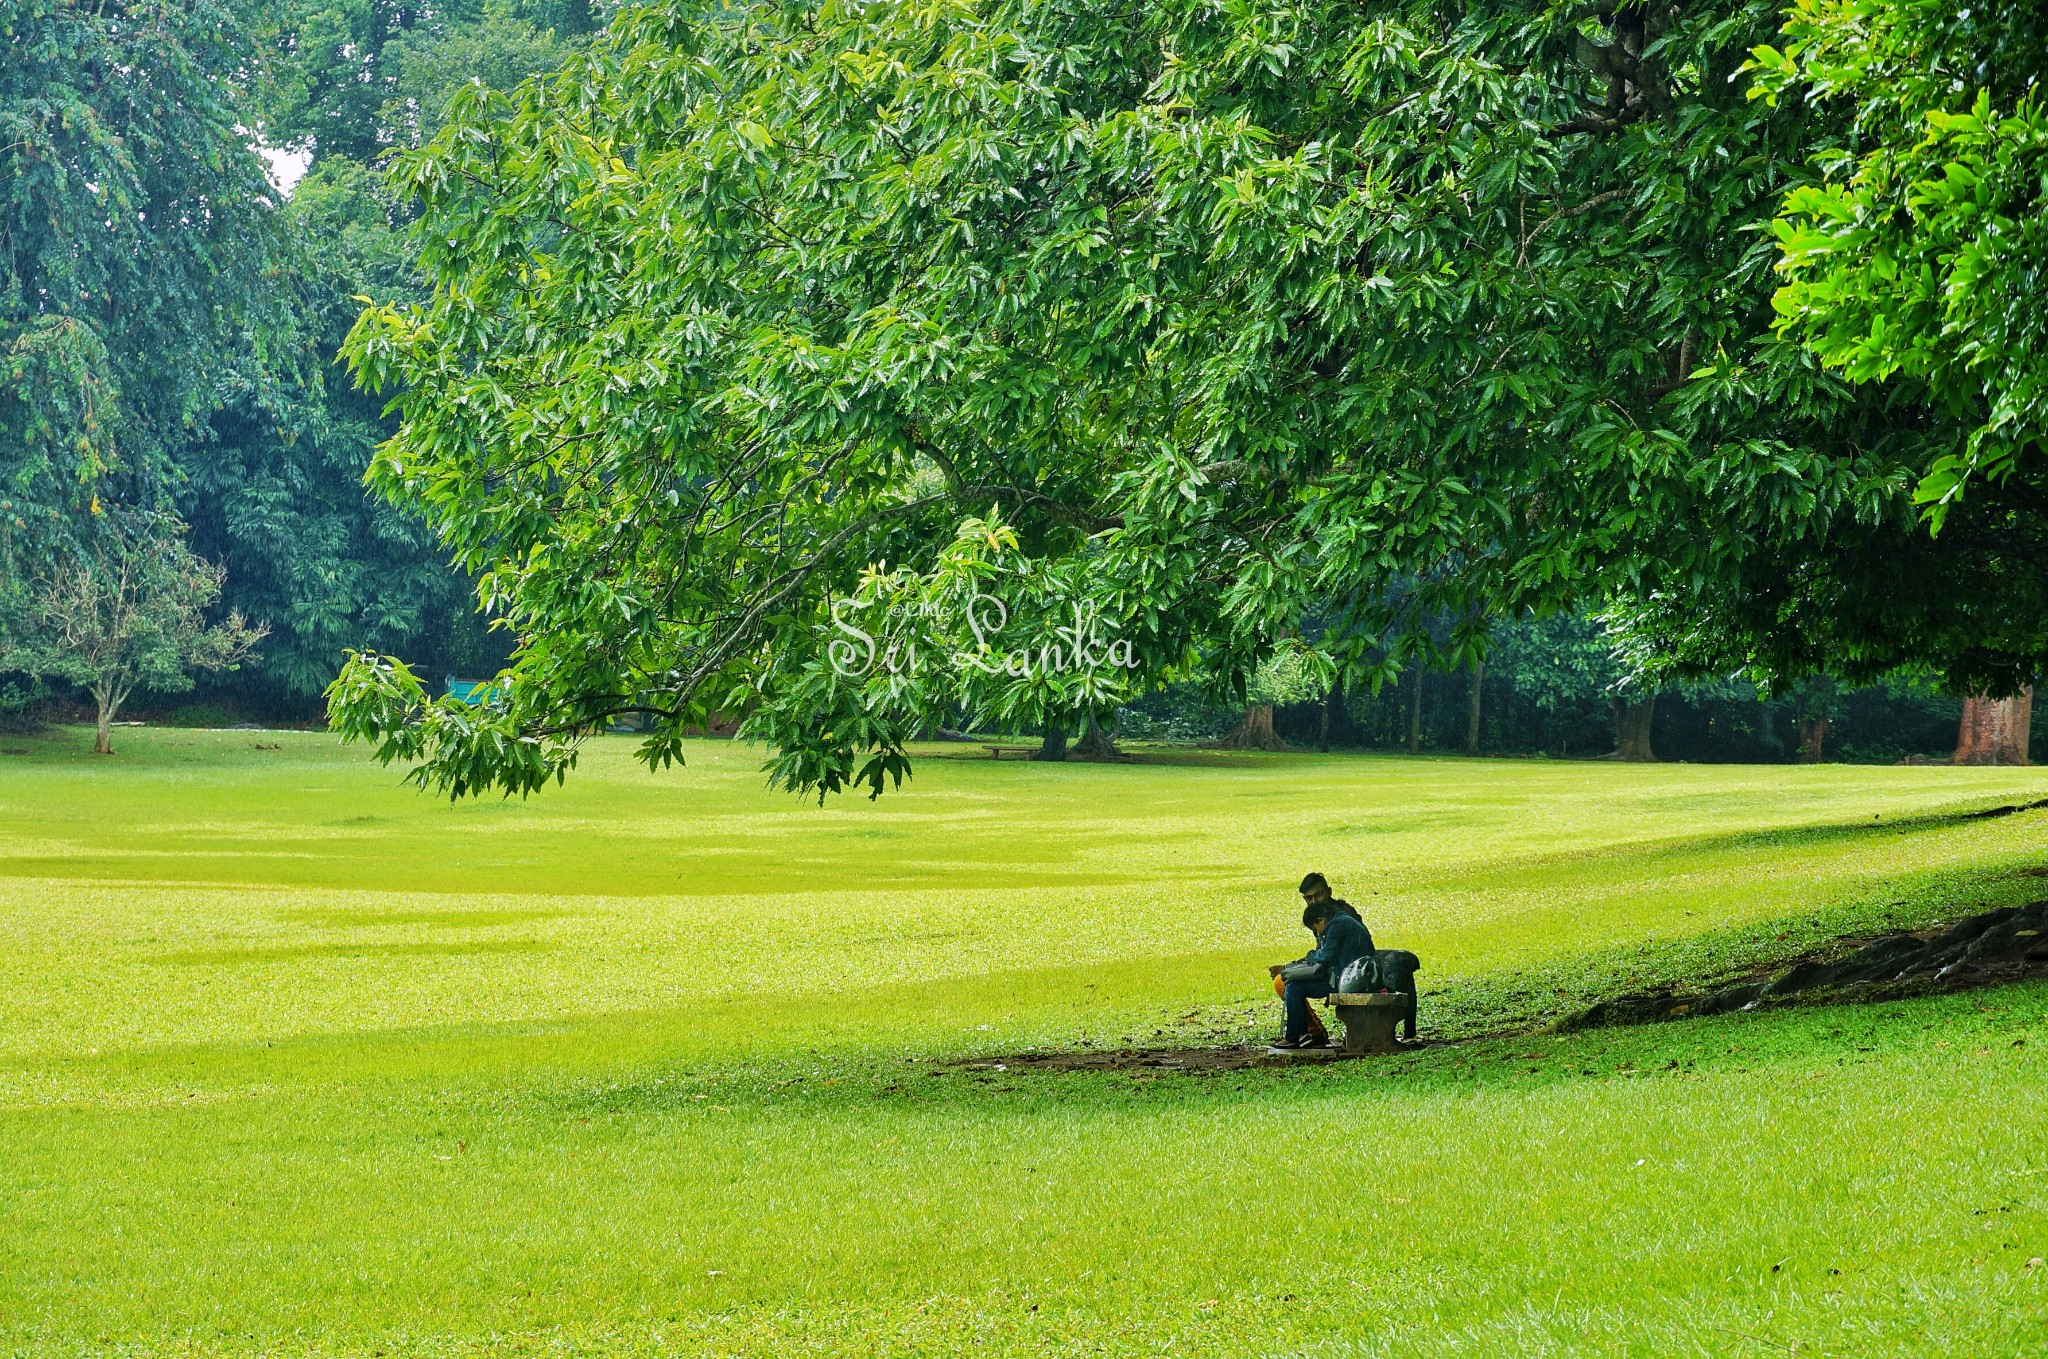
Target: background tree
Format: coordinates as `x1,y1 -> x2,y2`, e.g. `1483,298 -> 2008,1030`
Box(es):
1,0 -> 291,569
1219,649 -> 1326,752
143,0 -> 603,711
1954,691 -> 2033,767
174,153 -> 507,705
259,0 -> 598,163
3,0 -> 557,722
1,513 -> 266,753
1463,660 -> 1485,756
1787,675 -> 1840,762
1485,613 -> 1660,761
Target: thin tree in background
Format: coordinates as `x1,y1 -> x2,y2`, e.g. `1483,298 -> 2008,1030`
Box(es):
1464,661 -> 1485,755
1406,665 -> 1425,754
1,513 -> 266,754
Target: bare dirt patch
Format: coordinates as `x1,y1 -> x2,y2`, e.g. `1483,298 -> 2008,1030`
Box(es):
1559,899 -> 2048,1031
952,1039 -> 1443,1075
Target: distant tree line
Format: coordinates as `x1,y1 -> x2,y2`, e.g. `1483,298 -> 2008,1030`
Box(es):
1118,611 -> 1985,765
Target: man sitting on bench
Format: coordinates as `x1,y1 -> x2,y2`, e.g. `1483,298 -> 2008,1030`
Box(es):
1268,873 -> 1370,1045
1268,897 -> 1372,1048
1298,871 -> 1364,929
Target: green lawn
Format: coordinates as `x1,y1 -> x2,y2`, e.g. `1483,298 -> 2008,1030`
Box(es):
4,726 -> 2048,1356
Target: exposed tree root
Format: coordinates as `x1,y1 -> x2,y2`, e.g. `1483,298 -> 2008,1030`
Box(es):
1557,900 -> 2048,1031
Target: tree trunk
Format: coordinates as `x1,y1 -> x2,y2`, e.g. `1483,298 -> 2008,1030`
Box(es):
1464,660 -> 1485,755
91,681 -> 122,755
1219,703 -> 1287,750
1406,665 -> 1424,754
1797,714 -> 1830,764
1609,693 -> 1657,762
1034,720 -> 1069,762
1073,711 -> 1124,759
1955,689 -> 2032,766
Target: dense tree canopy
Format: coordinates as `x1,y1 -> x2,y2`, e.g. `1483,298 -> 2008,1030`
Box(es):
327,0 -> 2047,797
1630,0 -> 2048,696
1756,0 -> 2048,519
1,0 -> 291,567
162,0 -> 598,703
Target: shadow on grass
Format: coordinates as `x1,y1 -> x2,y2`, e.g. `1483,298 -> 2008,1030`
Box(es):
1457,797 -> 2048,888
275,906 -> 569,929
153,939 -> 554,965
1413,872 -> 2046,1043
541,977 -> 2048,1124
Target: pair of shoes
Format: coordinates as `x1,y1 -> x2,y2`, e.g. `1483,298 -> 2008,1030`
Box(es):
1275,1034 -> 1328,1049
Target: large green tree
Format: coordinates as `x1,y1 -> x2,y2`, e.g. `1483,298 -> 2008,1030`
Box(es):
328,0 -> 2037,797
1,0 -> 291,567
1622,0 -> 2048,706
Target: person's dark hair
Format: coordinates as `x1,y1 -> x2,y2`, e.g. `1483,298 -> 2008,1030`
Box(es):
1302,901 -> 1331,927
1299,871 -> 1329,894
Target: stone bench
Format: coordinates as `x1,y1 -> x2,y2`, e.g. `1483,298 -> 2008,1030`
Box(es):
1328,992 -> 1412,1054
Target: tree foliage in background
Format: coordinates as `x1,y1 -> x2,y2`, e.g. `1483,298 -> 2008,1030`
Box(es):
157,0 -> 601,705
1,0 -> 559,712
1286,613 -> 1965,763
1,0 -> 291,569
0,511 -> 265,752
173,157 -> 506,701
259,0 -> 599,163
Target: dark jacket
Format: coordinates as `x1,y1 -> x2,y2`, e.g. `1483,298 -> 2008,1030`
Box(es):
1329,898 -> 1367,930
1294,912 -> 1373,988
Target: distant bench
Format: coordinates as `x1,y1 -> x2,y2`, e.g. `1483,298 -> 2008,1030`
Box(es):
1328,993 -> 1413,1054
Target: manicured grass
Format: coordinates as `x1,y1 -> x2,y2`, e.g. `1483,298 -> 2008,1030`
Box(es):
3,726 -> 2047,1355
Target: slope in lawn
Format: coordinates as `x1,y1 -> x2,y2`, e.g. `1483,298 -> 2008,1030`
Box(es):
1,728 -> 2045,1356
